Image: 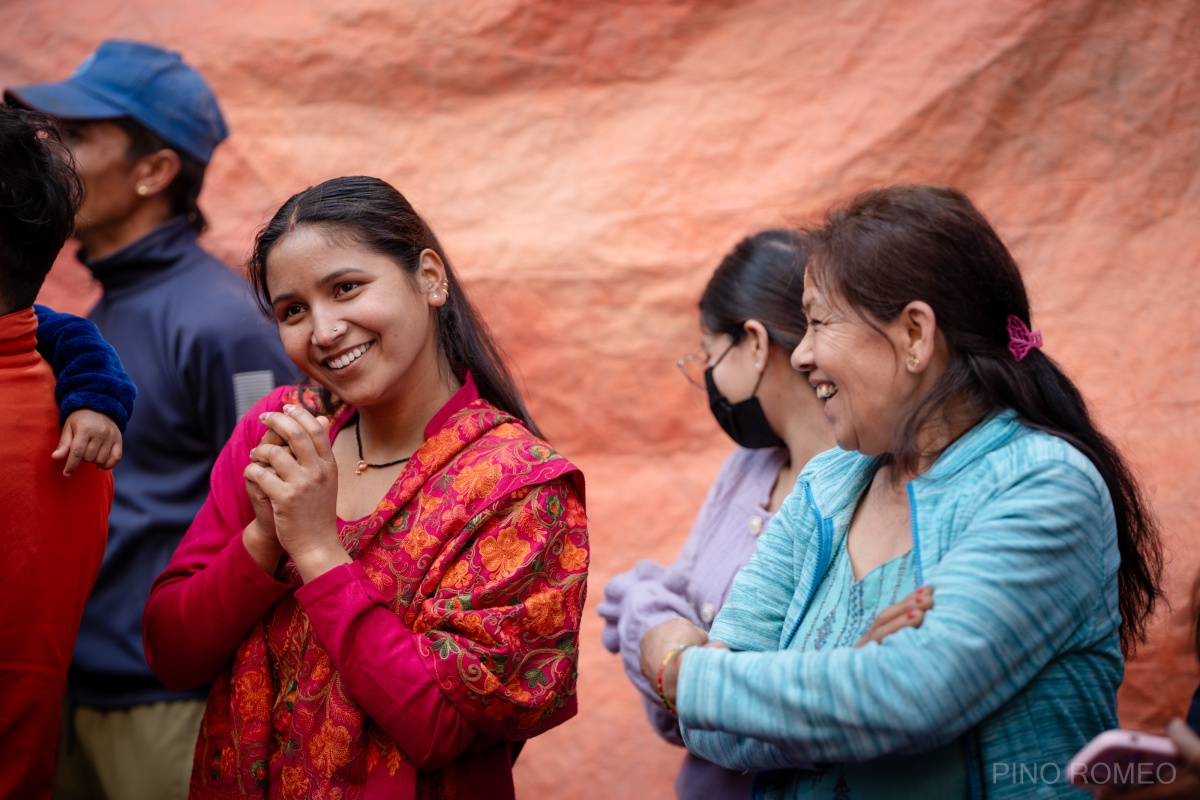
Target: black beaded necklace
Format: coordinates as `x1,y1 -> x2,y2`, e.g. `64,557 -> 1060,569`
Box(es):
354,421 -> 411,476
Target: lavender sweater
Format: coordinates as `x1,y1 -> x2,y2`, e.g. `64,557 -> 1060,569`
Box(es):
598,446 -> 787,799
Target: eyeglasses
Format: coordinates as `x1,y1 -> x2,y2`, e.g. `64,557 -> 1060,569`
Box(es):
677,338 -> 736,390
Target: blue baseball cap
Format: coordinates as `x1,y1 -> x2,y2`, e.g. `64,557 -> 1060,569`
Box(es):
5,39 -> 228,164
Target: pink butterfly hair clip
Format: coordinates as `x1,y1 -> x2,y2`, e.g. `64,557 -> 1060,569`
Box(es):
1006,315 -> 1043,362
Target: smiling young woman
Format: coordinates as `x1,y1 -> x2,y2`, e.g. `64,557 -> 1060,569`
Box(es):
143,176 -> 589,800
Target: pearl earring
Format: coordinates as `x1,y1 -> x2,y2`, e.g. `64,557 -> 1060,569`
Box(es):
136,186 -> 148,196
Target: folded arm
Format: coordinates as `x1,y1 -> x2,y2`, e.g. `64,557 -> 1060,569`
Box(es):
681,460 -> 1112,771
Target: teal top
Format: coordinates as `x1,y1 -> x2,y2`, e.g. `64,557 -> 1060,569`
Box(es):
789,537 -> 967,798
678,411 -> 1121,800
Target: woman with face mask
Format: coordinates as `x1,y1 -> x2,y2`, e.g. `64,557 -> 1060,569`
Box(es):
598,230 -> 836,798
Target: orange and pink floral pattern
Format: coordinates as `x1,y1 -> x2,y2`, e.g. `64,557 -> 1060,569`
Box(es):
189,390 -> 587,799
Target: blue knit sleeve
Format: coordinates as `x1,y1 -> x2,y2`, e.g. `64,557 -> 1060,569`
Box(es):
34,304 -> 137,432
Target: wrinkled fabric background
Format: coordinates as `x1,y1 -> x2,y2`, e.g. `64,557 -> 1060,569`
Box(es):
7,0 -> 1198,795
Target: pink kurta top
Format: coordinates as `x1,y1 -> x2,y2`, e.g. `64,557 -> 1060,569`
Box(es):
145,374 -> 588,799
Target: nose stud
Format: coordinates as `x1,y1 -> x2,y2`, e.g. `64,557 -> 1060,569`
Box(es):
312,324 -> 343,345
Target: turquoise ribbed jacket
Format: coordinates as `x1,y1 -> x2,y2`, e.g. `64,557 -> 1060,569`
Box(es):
678,411 -> 1122,799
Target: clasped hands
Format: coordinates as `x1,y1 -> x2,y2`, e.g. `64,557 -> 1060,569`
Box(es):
242,403 -> 350,582
639,586 -> 935,712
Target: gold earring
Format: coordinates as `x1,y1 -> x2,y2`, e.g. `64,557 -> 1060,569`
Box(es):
907,351 -> 920,369
136,186 -> 148,196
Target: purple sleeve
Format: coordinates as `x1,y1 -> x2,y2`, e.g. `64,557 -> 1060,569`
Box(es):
296,563 -> 479,770
597,449 -> 769,744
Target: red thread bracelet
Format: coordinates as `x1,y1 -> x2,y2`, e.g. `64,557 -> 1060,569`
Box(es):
657,645 -> 689,715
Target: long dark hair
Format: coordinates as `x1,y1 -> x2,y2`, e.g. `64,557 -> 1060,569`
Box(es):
801,184 -> 1162,653
0,107 -> 82,312
248,175 -> 542,437
699,229 -> 808,349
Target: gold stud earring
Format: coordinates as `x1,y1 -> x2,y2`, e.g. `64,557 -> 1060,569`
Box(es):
907,351 -> 920,369
136,186 -> 148,196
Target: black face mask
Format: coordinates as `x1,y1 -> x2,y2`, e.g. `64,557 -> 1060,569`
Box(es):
705,363 -> 785,449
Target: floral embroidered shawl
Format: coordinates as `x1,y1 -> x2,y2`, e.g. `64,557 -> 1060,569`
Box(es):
190,385 -> 587,799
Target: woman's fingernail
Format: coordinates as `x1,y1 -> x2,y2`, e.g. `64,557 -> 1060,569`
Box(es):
907,610 -> 916,619
259,413 -> 270,422
283,403 -> 296,413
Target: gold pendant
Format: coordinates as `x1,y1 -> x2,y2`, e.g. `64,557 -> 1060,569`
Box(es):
356,459 -> 367,476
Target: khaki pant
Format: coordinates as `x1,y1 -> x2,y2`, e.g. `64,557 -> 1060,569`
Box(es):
53,699 -> 206,800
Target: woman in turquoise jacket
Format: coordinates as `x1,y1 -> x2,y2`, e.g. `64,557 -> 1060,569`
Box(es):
642,184 -> 1163,799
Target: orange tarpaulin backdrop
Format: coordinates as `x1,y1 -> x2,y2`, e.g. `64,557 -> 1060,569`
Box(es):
7,0 -> 1198,796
